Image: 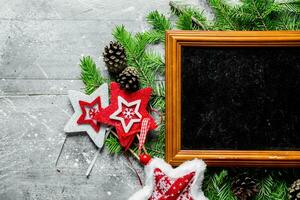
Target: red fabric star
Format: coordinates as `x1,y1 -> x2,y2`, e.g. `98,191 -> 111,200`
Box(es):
94,82 -> 157,149
149,168 -> 195,200
77,97 -> 101,132
129,158 -> 207,200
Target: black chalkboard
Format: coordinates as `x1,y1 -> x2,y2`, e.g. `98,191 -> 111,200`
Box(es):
181,46 -> 300,150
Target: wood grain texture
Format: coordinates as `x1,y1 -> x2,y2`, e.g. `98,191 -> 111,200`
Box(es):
165,30 -> 300,167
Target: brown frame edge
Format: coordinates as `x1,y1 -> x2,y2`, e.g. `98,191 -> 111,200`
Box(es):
165,30 -> 300,167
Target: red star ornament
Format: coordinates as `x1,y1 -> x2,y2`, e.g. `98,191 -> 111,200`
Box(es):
77,97 -> 101,132
129,158 -> 207,200
94,82 -> 157,149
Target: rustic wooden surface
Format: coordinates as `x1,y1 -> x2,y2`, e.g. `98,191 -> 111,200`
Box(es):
0,0 -> 213,199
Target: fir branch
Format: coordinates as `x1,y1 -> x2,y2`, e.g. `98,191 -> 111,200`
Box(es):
143,51 -> 165,74
113,25 -> 164,89
169,1 -> 208,30
105,134 -> 122,154
276,12 -> 300,30
207,0 -> 300,31
208,0 -> 237,30
255,175 -> 273,200
136,31 -> 163,44
146,10 -> 172,32
204,170 -> 237,200
278,1 -> 300,14
151,81 -> 166,112
80,56 -> 105,94
113,25 -> 145,66
249,0 -> 268,30
269,181 -> 288,200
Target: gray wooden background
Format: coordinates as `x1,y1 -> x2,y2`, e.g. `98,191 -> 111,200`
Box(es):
0,0 -> 217,199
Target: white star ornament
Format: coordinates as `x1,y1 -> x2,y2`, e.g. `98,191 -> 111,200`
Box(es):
64,83 -> 109,148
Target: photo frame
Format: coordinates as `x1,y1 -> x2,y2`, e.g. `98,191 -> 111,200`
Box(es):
165,30 -> 300,167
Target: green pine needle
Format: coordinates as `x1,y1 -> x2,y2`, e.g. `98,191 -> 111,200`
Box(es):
136,31 -> 164,44
146,10 -> 172,32
145,10 -> 172,42
105,134 -> 122,154
169,1 -> 208,30
278,1 -> 300,14
79,56 -> 105,95
255,175 -> 274,200
207,0 -> 300,30
204,170 -> 237,200
269,181 -> 288,200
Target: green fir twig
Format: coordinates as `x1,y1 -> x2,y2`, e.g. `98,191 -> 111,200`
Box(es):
169,1 -> 208,30
80,56 -> 105,94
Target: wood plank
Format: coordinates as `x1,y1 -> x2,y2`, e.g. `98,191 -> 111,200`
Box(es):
0,20 -> 147,80
0,79 -> 84,95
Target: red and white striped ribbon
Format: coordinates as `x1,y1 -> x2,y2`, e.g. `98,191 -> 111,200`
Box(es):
138,118 -> 150,155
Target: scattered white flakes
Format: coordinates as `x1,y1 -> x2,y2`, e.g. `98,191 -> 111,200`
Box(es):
107,191 -> 112,196
34,133 -> 38,137
75,159 -> 79,162
27,113 -> 37,119
112,174 -> 116,177
82,152 -> 91,164
48,154 -> 52,157
65,155 -> 69,159
122,6 -> 135,12
74,163 -> 78,167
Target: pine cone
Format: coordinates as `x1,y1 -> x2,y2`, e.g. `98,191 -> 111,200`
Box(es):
289,179 -> 300,200
116,67 -> 139,92
103,41 -> 127,74
232,173 -> 258,200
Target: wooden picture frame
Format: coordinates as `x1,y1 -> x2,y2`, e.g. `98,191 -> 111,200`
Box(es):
165,30 -> 300,167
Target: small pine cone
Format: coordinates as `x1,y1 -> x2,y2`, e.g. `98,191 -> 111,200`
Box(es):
232,173 -> 258,200
289,179 -> 300,200
116,67 -> 139,92
103,41 -> 127,74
